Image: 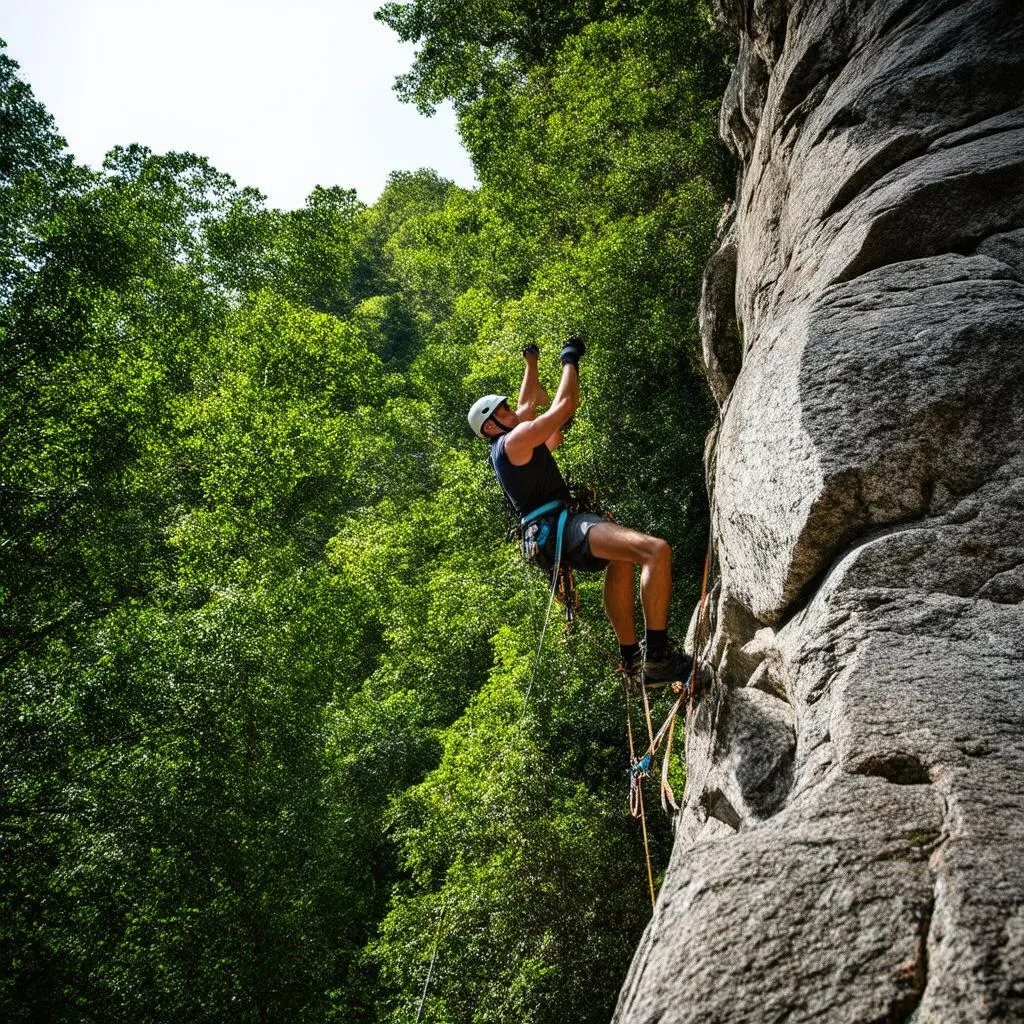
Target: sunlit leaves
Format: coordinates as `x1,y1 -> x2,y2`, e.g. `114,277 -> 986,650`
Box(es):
365,5 -> 730,1022
2,4 -> 731,1019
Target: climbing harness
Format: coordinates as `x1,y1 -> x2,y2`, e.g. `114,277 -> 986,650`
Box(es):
518,500 -> 570,716
518,555 -> 715,913
519,499 -> 569,570
517,490 -> 602,710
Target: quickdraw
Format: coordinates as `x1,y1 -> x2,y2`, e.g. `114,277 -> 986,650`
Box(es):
554,566 -> 579,627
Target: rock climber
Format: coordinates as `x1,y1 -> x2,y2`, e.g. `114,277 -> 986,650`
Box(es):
467,338 -> 693,689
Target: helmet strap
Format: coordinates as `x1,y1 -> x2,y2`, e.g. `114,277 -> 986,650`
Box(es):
485,412 -> 511,438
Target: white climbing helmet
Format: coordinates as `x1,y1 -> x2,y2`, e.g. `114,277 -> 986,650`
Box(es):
467,394 -> 508,438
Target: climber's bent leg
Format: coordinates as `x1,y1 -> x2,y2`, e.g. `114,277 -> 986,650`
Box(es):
587,522 -> 672,631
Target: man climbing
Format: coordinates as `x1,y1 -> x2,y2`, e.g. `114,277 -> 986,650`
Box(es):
467,338 -> 693,689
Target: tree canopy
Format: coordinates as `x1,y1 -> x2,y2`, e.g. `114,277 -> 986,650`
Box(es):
0,5 -> 733,1020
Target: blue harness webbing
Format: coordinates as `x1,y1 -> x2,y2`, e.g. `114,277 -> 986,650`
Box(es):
519,500 -> 570,717
520,499 -> 569,586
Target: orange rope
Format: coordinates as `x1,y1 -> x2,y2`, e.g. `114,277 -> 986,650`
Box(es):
636,777 -> 657,912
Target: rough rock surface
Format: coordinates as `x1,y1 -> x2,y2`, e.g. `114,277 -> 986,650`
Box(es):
615,1 -> 1024,1021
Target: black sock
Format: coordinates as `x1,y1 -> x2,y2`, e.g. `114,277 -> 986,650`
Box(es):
619,642 -> 640,664
645,629 -> 668,659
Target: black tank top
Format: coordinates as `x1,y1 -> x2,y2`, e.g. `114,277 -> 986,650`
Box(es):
490,434 -> 571,516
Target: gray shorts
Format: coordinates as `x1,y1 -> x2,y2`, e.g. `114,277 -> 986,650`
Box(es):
560,512 -> 609,573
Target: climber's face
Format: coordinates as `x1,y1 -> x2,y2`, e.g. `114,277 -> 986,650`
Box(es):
482,400 -> 518,438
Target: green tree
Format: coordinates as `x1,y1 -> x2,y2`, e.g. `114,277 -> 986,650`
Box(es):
0,61 -> 389,1012
375,0 -> 650,112
1,3 -> 734,1016
366,2 -> 732,1020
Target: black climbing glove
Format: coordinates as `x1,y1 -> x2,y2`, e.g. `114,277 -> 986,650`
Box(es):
559,336 -> 587,366
522,343 -> 540,358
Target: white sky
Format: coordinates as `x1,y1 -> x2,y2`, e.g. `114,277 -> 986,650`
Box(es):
0,0 -> 477,210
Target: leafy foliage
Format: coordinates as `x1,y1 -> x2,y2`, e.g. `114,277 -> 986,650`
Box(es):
0,6 -> 732,1020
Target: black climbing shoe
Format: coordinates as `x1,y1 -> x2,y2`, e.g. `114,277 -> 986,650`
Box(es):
620,648 -> 644,694
642,639 -> 693,687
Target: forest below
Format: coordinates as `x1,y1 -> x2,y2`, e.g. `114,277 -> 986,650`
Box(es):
0,2 -> 733,1021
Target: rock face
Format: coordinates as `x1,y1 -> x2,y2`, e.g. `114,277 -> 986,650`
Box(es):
615,2 -> 1024,1021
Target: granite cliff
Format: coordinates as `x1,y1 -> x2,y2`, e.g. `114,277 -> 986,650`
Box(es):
614,1 -> 1024,1020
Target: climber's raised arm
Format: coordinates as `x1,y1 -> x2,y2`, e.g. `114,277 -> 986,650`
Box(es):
504,339 -> 585,463
516,344 -> 550,422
